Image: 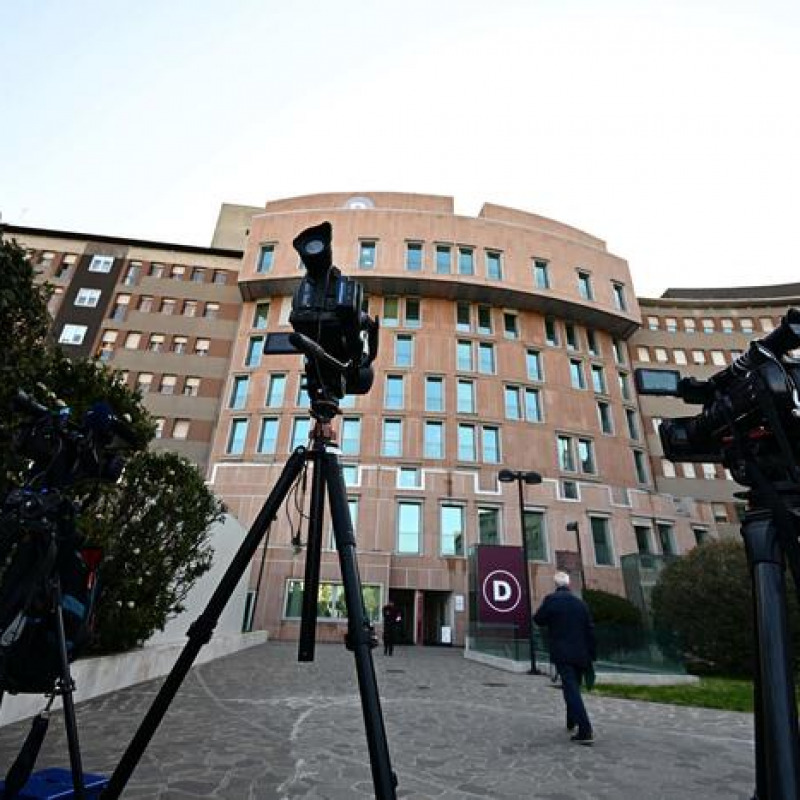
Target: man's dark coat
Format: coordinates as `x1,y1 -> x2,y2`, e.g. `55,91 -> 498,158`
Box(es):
533,586 -> 596,667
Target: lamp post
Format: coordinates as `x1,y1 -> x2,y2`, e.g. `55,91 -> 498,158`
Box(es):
566,521 -> 587,591
499,468 -> 542,675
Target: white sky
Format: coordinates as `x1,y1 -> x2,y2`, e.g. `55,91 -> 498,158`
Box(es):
2,0 -> 798,297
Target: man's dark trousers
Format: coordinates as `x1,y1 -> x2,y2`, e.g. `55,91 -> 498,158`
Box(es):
556,662 -> 591,735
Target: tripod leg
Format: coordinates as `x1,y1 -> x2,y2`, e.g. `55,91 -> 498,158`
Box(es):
298,450 -> 326,662
102,447 -> 308,800
743,510 -> 800,800
322,450 -> 397,800
52,577 -> 85,800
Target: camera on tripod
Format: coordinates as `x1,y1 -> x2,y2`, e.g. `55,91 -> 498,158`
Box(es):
634,308 -> 800,479
263,221 -> 379,412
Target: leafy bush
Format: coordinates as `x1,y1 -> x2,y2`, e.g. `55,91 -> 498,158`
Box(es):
83,451 -> 224,653
583,588 -> 643,628
651,539 -> 800,676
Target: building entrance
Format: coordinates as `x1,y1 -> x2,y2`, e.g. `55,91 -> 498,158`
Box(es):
388,589 -> 415,645
422,590 -> 452,646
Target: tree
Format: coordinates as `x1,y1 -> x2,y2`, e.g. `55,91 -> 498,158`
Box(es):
0,237 -> 53,493
83,451 -> 225,653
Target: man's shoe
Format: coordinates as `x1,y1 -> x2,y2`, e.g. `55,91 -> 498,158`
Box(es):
567,723 -> 576,733
571,731 -> 594,745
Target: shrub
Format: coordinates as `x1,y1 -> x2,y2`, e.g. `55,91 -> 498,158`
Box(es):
583,588 -> 643,628
650,539 -> 800,676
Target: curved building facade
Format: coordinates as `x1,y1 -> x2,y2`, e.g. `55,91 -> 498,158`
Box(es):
207,193 -> 715,645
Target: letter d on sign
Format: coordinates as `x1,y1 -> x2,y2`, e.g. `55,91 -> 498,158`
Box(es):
493,580 -> 512,603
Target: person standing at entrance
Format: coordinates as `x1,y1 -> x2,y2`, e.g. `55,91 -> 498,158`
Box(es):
533,572 -> 596,744
382,601 -> 401,656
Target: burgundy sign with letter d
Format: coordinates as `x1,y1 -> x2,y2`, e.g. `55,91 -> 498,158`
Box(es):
475,544 -> 531,637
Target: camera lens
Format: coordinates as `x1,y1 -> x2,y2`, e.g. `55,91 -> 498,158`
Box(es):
304,239 -> 325,256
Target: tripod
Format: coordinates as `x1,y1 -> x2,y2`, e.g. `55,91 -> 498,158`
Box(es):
102,404 -> 398,799
0,500 -> 89,800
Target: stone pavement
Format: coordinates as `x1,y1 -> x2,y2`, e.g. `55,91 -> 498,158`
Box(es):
0,642 -> 755,799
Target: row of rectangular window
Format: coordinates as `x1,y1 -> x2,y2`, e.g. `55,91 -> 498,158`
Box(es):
257,241 -> 628,309
119,261 -> 229,285
645,315 -> 774,334
225,415 -> 504,463
95,330 -> 212,355
107,293 -> 221,319
636,346 -> 746,367
117,372 -> 202,396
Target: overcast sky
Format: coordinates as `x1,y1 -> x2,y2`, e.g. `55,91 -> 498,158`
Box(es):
2,0 -> 798,297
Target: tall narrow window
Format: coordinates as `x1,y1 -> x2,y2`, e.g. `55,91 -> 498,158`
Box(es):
477,305 -> 492,335
257,244 -> 274,273
266,374 -> 287,407
578,438 -> 596,474
425,376 -> 444,412
457,379 -> 475,414
405,298 -> 421,328
545,318 -> 559,346
435,244 -> 452,274
383,297 -> 400,327
457,340 -> 473,371
253,302 -> 270,329
504,386 -> 522,419
257,418 -> 279,454
657,523 -> 676,556
424,420 -> 444,459
569,360 -> 586,389
597,401 -> 613,434
486,251 -> 502,280
382,419 -> 403,457
385,375 -> 405,409
523,511 -> 548,561
503,312 -> 518,339
359,240 -> 376,269
340,418 -> 362,456
558,435 -> 576,472
612,282 -> 627,311
577,270 -> 594,300
227,419 -> 249,455
590,517 -> 614,565
405,242 -> 423,271
456,302 -> 471,332
229,376 -> 250,409
478,508 -> 501,545
478,343 -> 495,374
245,337 -> 264,368
482,426 -> 501,463
526,350 -> 543,381
458,424 -> 476,461
533,259 -> 550,289
590,364 -> 606,394
397,502 -> 422,554
525,388 -> 542,422
458,247 -> 474,276
441,505 -> 465,556
291,418 -> 310,450
394,334 -> 414,367
633,450 -> 649,484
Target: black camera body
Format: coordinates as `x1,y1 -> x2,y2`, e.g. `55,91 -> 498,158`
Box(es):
636,309 -> 800,480
288,222 -> 378,405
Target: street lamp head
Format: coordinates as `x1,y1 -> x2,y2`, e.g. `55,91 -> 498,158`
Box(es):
498,469 -> 543,484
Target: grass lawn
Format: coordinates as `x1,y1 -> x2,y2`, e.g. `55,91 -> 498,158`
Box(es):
592,677 -> 755,713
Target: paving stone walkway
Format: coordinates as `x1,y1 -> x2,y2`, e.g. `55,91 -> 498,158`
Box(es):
0,642 -> 755,799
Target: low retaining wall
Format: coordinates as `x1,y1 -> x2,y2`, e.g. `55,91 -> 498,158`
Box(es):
464,638 -> 699,686
0,631 -> 268,726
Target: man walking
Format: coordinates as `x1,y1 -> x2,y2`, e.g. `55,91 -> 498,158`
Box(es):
533,572 -> 596,744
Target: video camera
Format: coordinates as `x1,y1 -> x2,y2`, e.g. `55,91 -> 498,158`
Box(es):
635,308 -> 800,480
264,221 -> 379,413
